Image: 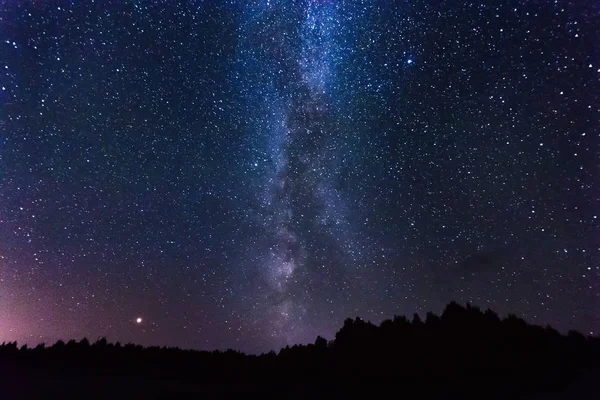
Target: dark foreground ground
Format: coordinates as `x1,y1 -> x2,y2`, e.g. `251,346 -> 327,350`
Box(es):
1,302 -> 598,399
2,368 -> 599,399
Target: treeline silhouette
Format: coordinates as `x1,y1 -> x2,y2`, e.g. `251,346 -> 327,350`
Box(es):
1,302 -> 598,398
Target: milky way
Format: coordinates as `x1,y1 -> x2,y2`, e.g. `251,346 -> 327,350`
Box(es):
243,1 -> 358,343
0,1 -> 598,352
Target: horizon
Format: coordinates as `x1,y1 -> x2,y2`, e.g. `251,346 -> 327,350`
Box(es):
4,301 -> 597,355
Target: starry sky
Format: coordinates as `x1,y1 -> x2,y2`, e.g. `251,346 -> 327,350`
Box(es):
0,0 -> 598,353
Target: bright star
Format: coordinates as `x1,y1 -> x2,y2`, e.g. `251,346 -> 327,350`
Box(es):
136,317 -> 142,324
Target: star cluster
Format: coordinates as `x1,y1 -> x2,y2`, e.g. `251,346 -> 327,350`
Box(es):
0,0 -> 598,352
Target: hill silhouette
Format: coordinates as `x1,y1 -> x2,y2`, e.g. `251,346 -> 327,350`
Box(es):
1,302 -> 598,399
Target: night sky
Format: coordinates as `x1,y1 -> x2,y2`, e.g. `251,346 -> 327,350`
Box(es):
0,0 -> 598,353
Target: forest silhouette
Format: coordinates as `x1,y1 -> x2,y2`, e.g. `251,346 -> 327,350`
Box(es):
1,302 -> 598,398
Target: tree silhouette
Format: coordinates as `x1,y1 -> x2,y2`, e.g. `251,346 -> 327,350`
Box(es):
0,302 -> 598,399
